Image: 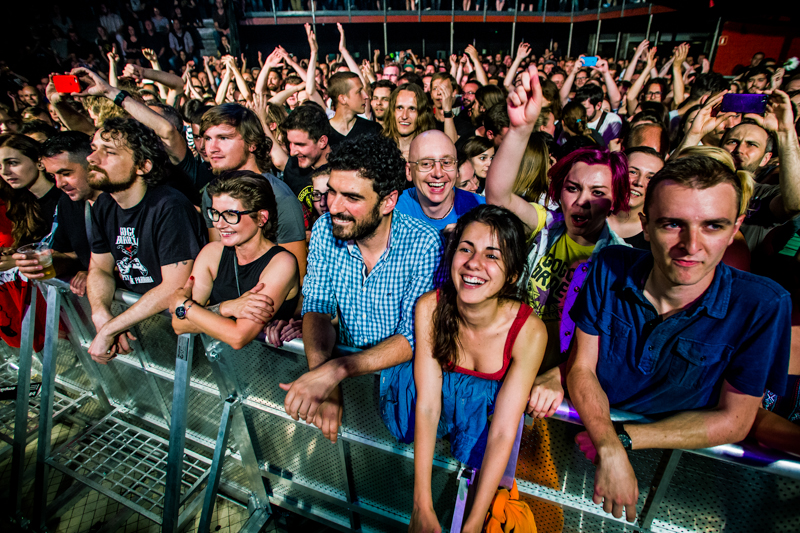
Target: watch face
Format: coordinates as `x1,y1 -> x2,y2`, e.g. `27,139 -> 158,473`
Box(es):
619,433 -> 632,450
176,306 -> 187,319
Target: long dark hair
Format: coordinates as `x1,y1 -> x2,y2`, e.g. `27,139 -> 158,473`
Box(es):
432,205 -> 527,369
0,134 -> 53,246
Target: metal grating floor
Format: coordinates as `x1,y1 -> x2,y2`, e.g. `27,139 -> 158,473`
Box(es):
46,413 -> 210,524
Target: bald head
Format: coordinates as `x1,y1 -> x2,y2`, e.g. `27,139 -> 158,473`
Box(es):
627,123 -> 668,158
408,130 -> 455,162
407,130 -> 458,211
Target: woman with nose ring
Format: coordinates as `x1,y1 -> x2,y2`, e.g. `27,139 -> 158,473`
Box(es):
170,171 -> 300,349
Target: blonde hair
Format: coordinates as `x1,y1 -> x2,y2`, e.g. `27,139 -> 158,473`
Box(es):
514,133 -> 551,202
677,146 -> 753,216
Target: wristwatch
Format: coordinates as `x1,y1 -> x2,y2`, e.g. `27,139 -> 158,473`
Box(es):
614,421 -> 633,450
175,298 -> 195,320
443,110 -> 454,118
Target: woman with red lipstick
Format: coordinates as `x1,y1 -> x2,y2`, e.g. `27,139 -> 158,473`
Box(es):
170,171 -> 300,349
485,65 -> 630,419
399,205 -> 546,533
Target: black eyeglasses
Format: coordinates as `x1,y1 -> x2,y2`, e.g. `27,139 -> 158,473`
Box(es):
207,208 -> 256,224
310,190 -> 328,201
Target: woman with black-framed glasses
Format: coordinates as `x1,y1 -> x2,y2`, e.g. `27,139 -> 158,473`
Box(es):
169,170 -> 301,349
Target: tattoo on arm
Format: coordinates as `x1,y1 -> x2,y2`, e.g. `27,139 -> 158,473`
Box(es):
206,303 -> 222,315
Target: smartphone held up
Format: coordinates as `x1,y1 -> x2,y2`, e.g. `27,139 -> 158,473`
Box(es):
52,74 -> 81,94
720,93 -> 769,115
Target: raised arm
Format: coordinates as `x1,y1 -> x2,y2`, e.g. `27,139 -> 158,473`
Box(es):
504,42 -> 532,93
279,47 -> 308,82
449,54 -> 458,79
142,48 -> 169,100
255,48 -> 282,95
107,47 -> 119,87
622,40 -> 649,83
437,81 -> 459,144
45,75 -> 95,135
465,44 -> 489,87
303,24 -> 327,108
626,47 -> 657,116
223,55 -> 253,104
250,93 -> 289,171
203,56 -> 218,92
485,65 -> 543,234
593,58 -> 621,111
670,43 -> 690,109
559,55 -> 585,107
215,61 -> 233,105
409,292 -> 444,533
337,23 -> 365,86
673,91 -> 734,155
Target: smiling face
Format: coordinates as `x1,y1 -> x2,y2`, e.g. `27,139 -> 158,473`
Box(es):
451,222 -> 508,304
456,160 -> 479,193
469,147 -> 494,179
643,181 -> 742,290
746,73 -> 769,93
626,151 -> 663,211
0,146 -> 39,190
203,124 -> 253,174
394,90 -> 419,137
211,193 -> 264,247
559,162 -> 614,245
408,131 -> 457,210
326,169 -> 390,241
43,152 -> 95,202
287,129 -> 326,169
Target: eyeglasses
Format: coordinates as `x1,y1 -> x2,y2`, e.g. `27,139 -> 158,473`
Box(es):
575,76 -> 588,82
310,190 -> 328,201
409,158 -> 457,172
207,208 -> 256,224
645,91 -> 662,97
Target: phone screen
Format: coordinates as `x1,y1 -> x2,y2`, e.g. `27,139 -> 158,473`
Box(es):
720,93 -> 768,115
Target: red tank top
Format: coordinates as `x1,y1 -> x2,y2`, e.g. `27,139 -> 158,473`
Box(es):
438,289 -> 534,380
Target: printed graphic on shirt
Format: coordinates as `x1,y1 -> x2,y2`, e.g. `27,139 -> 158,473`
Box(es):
527,234 -> 594,323
115,228 -> 154,285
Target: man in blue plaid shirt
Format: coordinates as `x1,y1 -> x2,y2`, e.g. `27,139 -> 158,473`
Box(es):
280,134 -> 443,443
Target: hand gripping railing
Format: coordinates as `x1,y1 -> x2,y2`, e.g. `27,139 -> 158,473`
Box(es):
13,282 -> 800,533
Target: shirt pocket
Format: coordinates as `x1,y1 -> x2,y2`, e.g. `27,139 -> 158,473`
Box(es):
668,337 -> 731,390
598,314 -> 633,363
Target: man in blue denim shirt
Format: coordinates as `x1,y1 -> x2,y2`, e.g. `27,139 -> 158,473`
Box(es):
281,135 -> 442,443
567,156 -> 791,523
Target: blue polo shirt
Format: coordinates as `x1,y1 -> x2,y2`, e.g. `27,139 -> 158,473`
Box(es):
569,246 -> 791,415
395,187 -> 486,232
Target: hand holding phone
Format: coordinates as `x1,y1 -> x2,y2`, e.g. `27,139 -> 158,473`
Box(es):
720,93 -> 768,115
582,56 -> 599,67
52,74 -> 81,94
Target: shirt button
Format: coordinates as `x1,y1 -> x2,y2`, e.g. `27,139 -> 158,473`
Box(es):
648,346 -> 653,351
581,265 -> 588,272
573,286 -> 580,293
564,330 -> 571,336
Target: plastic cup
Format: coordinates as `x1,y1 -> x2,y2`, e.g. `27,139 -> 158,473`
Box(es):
17,242 -> 56,280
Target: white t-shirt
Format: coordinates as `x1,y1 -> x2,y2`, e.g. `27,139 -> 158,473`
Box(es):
588,111 -> 623,146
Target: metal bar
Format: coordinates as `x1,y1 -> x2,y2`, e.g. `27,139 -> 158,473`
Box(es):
511,0 -> 518,54
130,334 -> 174,427
383,22 -> 388,58
347,0 -> 351,22
654,30 -> 660,47
237,507 -> 272,533
33,284 -> 62,530
620,0 -> 625,17
199,397 -> 236,532
594,19 -> 602,56
645,13 -> 653,42
271,0 -> 277,24
709,16 -> 722,68
11,282 -> 37,518
566,22 -> 574,58
640,449 -> 683,528
162,334 -> 195,533
450,467 -> 475,533
614,31 -> 621,63
230,401 -> 271,505
336,439 -> 360,530
483,0 -> 487,23
450,0 -> 455,57
311,0 -> 316,28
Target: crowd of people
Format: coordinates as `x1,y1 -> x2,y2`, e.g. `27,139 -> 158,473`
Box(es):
2,12 -> 799,532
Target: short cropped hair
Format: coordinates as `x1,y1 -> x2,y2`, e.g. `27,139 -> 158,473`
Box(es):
722,118 -> 776,155
575,84 -> 605,107
281,101 -> 331,143
328,72 -> 360,110
99,117 -> 170,186
19,120 -> 57,140
483,103 -> 510,136
644,155 -> 744,217
41,131 -> 92,165
548,147 -> 630,215
327,133 -> 406,200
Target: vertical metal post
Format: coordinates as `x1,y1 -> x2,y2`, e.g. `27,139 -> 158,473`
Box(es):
709,16 -> 722,68
450,0 -> 455,57
337,440 -> 360,530
383,0 -> 388,57
422,38 -> 425,57
566,0 -> 574,58
199,397 -> 236,532
594,20 -> 602,56
511,0 -> 519,54
418,0 -> 422,23
620,0 -> 625,17
654,30 -> 660,47
271,0 -> 277,24
645,13 -> 652,42
11,282 -> 37,518
162,334 -> 195,533
311,0 -> 316,28
347,0 -> 352,22
614,31 -> 621,62
450,467 -> 475,533
32,284 -> 61,530
641,450 -> 683,528
482,0 -> 487,23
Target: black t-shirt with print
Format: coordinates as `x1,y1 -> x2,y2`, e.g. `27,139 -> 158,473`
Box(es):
39,185 -> 64,228
90,185 -> 206,294
282,157 -> 329,214
51,195 -> 92,270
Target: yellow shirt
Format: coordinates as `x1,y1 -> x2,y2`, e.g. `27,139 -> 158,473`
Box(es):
527,233 -> 595,370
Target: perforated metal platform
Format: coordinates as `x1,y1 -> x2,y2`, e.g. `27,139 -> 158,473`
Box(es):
46,412 -> 211,524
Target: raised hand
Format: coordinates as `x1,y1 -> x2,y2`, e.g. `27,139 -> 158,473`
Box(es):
506,64 -> 543,130
771,67 -> 785,90
435,79 -> 455,112
634,39 -> 649,58
337,22 -> 347,51
142,48 -> 157,62
107,44 -> 120,64
122,63 -> 145,80
748,90 -> 794,134
465,44 -> 480,61
672,42 -> 689,66
685,91 -> 735,141
304,22 -> 318,54
517,41 -> 531,59
644,47 -> 658,70
249,92 -> 270,123
592,58 -> 610,75
449,54 -> 457,68
264,48 -> 283,69
69,67 -> 113,97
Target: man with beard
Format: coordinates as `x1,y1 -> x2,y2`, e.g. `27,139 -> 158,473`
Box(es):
370,80 -> 396,127
84,117 -> 206,364
280,135 -> 442,443
14,132 -> 101,297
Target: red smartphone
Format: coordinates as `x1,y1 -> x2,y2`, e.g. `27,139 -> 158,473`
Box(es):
52,74 -> 81,94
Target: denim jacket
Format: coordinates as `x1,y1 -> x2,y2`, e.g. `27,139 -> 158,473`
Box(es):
522,210 -> 629,353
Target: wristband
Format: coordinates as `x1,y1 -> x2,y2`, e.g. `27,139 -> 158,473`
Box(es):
113,90 -> 131,107
443,110 -> 454,119
613,421 -> 633,450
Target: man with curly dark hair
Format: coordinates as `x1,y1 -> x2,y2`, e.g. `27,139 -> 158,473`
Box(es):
84,116 -> 206,365
280,133 -> 443,443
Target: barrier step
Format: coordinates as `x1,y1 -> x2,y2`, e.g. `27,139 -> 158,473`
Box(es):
45,412 -> 211,525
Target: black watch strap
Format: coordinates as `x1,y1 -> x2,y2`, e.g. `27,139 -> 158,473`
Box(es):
613,421 -> 633,450
113,90 -> 130,107
443,110 -> 454,118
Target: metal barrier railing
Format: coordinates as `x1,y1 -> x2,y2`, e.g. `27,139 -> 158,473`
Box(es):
6,280 -> 800,533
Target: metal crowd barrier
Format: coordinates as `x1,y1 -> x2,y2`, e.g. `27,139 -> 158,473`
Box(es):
4,279 -> 800,532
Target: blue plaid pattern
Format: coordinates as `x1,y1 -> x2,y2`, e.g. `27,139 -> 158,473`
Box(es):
302,211 -> 443,350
